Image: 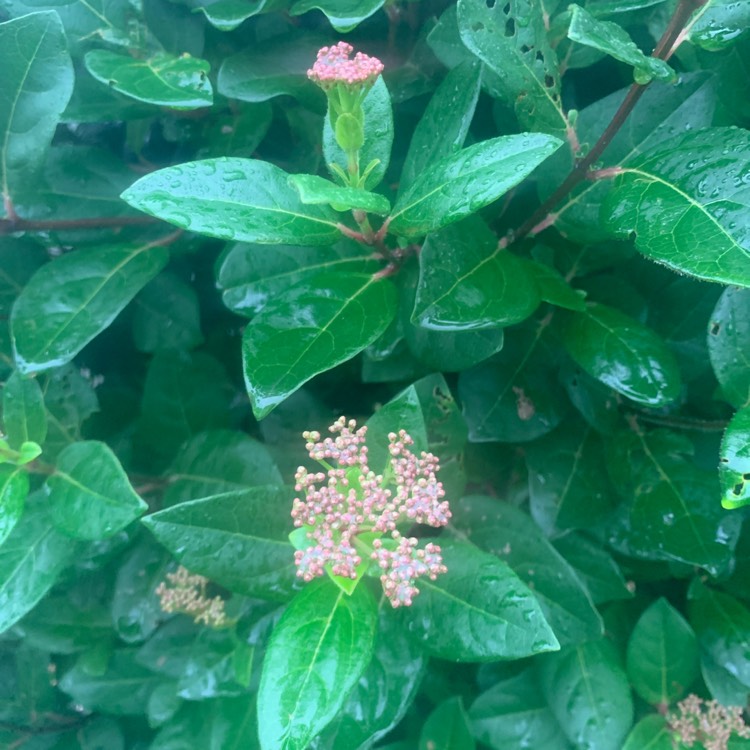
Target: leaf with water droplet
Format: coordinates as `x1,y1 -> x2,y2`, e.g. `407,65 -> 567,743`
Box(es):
708,286 -> 750,408
719,405 -> 750,509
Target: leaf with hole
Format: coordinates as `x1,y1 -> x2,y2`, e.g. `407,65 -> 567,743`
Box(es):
720,405 -> 750,509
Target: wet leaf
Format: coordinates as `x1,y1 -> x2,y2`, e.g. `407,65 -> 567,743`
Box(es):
720,405 -> 750,509
708,286 -> 750,408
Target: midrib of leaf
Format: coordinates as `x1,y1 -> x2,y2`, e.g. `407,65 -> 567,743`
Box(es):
0,523 -> 55,598
54,469 -> 141,509
576,647 -> 607,734
0,467 -> 22,496
658,625 -> 668,702
557,429 -> 590,519
149,517 -> 292,548
146,59 -> 209,98
79,0 -> 115,29
704,589 -> 750,657
2,19 -> 49,198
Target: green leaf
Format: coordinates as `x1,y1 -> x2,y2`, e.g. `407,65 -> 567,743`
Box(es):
217,240 -> 379,318
708,287 -> 750,408
323,77 -> 393,191
0,11 -> 74,209
626,597 -> 699,705
568,6 -> 675,83
288,174 -> 391,215
563,303 -> 682,406
389,133 -> 562,238
195,0 -> 285,30
456,0 -> 568,137
602,128 -> 750,287
121,158 -> 341,245
289,0 -> 385,31
406,538 -> 559,661
45,440 -> 147,540
0,500 -> 78,634
399,60 -> 482,196
413,217 -> 541,330
687,0 -> 750,50
720,405 -> 750,509
607,428 -> 741,574
0,465 -> 27,547
10,240 -> 169,374
162,430 -> 283,506
419,697 -> 475,750
521,256 -> 587,312
538,640 -> 634,750
257,579 -> 378,750
526,421 -> 618,534
242,272 -> 397,419
132,272 -> 203,353
2,371 -> 47,448
701,652 -> 750,707
451,496 -> 603,646
85,50 -> 212,110
622,715 -> 673,750
469,669 -> 569,750
143,487 -> 299,601
689,579 -> 750,689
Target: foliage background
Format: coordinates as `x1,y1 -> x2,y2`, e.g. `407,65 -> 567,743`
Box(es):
1,0 -> 750,747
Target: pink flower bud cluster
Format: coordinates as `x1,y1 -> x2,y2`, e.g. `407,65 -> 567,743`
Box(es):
307,42 -> 384,90
292,417 -> 450,607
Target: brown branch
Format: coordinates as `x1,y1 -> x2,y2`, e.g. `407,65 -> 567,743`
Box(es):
506,0 -> 709,246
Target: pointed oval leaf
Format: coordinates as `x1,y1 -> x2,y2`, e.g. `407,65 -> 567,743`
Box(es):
626,597 -> 699,705
2,371 -> 47,448
257,580 -> 378,750
414,218 -> 541,330
419,697 -> 475,750
46,441 -> 146,540
406,539 -> 559,662
121,158 -> 341,245
242,272 -> 397,419
538,640 -> 634,750
708,287 -> 750,408
85,50 -> 212,109
143,486 -> 299,601
0,11 -> 74,207
603,128 -> 750,287
389,133 -> 562,238
0,465 -> 28,547
563,302 -> 681,406
289,174 -> 391,215
720,405 -> 750,509
289,0 -> 385,31
622,715 -> 673,750
10,240 -> 169,374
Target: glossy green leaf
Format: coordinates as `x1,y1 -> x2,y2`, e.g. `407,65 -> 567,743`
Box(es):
216,240 -> 378,318
563,303 -> 681,406
289,174 -> 390,215
0,501 -> 78,633
323,77 -> 393,191
45,440 -> 147,540
568,6 -> 675,83
2,371 -> 47,448
85,50 -> 212,110
456,0 -> 568,137
311,607 -> 427,750
289,0 -> 385,31
608,428 -> 741,573
687,0 -> 750,50
10,240 -> 169,374
195,0 -> 285,30
389,133 -> 562,238
701,651 -> 750,707
132,272 -> 203,353
0,11 -> 73,209
122,158 -> 341,245
720,405 -> 750,509
708,287 -> 750,408
413,217 -> 540,330
689,580 -> 750,688
626,597 -> 699,705
399,60 -> 482,195
418,697 -> 474,750
469,669 -> 569,750
603,128 -> 750,287
538,640 -> 634,750
526,421 -> 617,534
242,272 -> 397,419
0,465 -> 27,547
257,579 -> 378,750
143,486 -> 299,601
522,257 -> 587,312
622,715 -> 673,750
451,496 -> 603,646
406,539 -> 559,661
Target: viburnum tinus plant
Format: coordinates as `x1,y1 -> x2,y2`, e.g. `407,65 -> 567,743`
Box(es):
2,0 -> 750,748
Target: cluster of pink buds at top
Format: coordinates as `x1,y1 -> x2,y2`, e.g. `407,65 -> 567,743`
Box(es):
307,42 -> 384,91
291,417 -> 450,607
